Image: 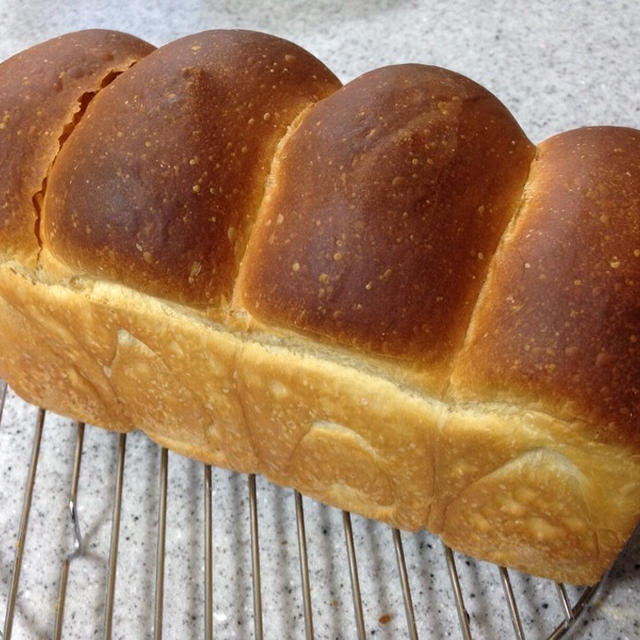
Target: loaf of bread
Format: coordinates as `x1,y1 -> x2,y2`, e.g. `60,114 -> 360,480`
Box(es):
0,29 -> 638,586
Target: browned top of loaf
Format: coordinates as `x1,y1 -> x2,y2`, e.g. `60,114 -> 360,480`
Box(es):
43,30 -> 341,308
237,64 -> 534,377
3,29 -> 639,446
0,30 -> 154,267
450,126 -> 640,444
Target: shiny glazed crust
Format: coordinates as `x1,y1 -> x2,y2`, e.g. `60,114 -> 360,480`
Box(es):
0,29 -> 638,586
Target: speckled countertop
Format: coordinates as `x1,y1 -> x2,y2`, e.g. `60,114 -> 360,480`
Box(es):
0,1 -> 639,638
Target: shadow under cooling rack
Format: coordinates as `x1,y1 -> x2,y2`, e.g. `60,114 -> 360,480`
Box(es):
0,382 -> 636,639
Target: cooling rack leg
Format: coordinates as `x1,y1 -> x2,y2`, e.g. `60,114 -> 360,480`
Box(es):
546,581 -> 601,640
0,382 -> 8,426
104,433 -> 127,640
443,544 -> 473,640
294,491 -> 314,640
2,408 -> 45,640
392,529 -> 418,640
204,465 -> 213,640
53,422 -> 86,640
153,447 -> 168,640
342,511 -> 366,640
248,474 -> 263,640
555,583 -> 573,621
569,583 -> 600,619
498,567 -> 526,640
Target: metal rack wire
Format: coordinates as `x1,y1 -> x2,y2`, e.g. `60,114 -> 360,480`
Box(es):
0,383 -> 604,639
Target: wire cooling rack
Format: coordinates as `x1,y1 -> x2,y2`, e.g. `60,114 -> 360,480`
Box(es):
0,380 -> 631,639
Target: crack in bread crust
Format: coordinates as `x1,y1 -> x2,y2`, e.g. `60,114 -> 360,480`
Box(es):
34,66 -> 136,269
0,30 -> 155,268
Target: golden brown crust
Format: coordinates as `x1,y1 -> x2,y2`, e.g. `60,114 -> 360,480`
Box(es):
0,31 -> 638,586
237,65 -> 534,376
0,30 -> 155,267
43,30 -> 341,309
450,126 -> 640,448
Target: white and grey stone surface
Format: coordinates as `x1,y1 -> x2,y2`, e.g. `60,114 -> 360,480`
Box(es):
0,1 -> 639,638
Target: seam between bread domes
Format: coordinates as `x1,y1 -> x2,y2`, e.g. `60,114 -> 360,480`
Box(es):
443,146 -> 540,398
33,64 -> 137,273
231,339 -> 261,467
230,101 -> 317,309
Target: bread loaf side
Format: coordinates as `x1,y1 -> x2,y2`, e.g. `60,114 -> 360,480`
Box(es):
0,29 -> 638,585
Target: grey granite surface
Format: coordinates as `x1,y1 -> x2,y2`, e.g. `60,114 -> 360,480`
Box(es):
0,1 -> 639,638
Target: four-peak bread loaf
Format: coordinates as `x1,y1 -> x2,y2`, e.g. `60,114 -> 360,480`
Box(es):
0,28 -> 638,585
